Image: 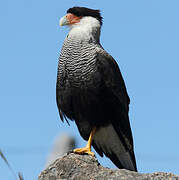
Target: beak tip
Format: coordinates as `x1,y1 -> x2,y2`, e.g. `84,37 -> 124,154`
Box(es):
59,20 -> 63,27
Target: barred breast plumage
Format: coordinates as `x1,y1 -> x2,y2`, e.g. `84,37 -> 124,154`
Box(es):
57,37 -> 100,88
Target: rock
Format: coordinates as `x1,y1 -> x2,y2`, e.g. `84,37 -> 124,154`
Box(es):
39,153 -> 179,180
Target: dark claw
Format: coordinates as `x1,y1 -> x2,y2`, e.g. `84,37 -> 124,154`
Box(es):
66,150 -> 74,155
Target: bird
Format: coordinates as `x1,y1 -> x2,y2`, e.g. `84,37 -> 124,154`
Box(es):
56,6 -> 137,171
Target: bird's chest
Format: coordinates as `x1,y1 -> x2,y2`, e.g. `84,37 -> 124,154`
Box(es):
58,42 -> 98,87
59,61 -> 101,94
57,39 -> 103,119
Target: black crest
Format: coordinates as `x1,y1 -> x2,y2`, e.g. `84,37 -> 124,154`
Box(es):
67,7 -> 103,25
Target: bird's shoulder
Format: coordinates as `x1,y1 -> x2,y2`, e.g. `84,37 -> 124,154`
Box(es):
95,46 -> 130,106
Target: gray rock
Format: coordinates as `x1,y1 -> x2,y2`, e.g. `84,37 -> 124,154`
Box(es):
39,153 -> 179,180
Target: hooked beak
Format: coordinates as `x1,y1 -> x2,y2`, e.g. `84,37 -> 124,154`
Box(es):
59,15 -> 70,26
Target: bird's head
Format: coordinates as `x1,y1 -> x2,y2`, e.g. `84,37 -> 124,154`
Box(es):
60,7 -> 102,27
59,7 -> 102,41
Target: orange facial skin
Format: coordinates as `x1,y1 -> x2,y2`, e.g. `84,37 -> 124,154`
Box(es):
66,13 -> 81,25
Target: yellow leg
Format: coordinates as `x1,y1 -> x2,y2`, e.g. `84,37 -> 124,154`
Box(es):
73,127 -> 96,156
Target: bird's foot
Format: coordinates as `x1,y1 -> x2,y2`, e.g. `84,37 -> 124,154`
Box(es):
73,147 -> 95,156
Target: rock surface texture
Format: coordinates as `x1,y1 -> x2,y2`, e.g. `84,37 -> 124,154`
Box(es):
39,153 -> 179,180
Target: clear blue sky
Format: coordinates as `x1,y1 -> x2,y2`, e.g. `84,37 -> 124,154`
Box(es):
0,0 -> 179,179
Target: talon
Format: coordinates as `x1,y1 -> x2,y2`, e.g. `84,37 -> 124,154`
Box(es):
73,147 -> 95,156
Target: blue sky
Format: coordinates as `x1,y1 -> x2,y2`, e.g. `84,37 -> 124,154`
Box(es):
0,0 -> 179,179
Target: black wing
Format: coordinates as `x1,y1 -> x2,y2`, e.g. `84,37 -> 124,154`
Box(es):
92,48 -> 137,171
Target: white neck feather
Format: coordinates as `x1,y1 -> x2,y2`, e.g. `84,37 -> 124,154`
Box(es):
68,16 -> 101,43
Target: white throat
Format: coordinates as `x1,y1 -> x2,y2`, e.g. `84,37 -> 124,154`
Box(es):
68,16 -> 101,43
